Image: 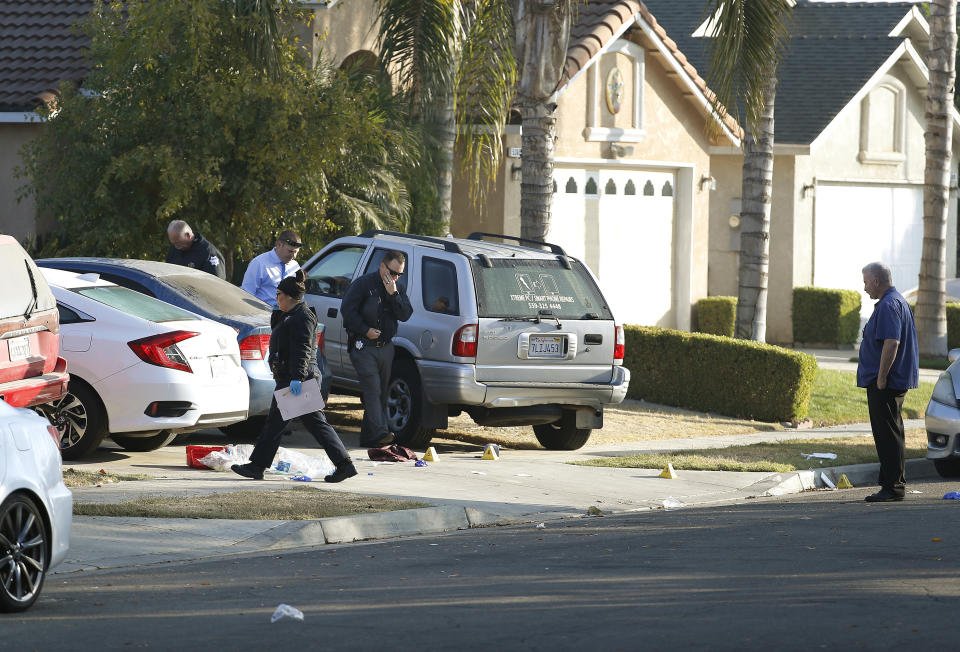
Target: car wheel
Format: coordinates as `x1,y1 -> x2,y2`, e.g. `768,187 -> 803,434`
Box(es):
532,412 -> 592,450
934,457 -> 960,478
387,360 -> 433,448
0,493 -> 48,613
110,431 -> 178,452
219,416 -> 268,441
35,378 -> 109,461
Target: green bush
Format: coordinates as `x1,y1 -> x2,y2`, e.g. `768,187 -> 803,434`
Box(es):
793,287 -> 861,345
696,296 -> 736,337
622,326 -> 817,422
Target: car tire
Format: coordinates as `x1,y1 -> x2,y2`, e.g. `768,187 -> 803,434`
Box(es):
388,359 -> 434,448
533,412 -> 592,450
934,457 -> 960,478
110,431 -> 178,452
36,378 -> 109,461
219,416 -> 268,441
0,493 -> 48,613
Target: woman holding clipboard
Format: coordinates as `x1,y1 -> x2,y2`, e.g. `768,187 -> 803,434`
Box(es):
232,270 -> 357,483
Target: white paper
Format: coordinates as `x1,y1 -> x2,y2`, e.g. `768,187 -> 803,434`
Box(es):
274,377 -> 325,421
801,452 -> 837,460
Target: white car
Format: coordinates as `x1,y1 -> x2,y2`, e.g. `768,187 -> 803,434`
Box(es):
0,399 -> 72,612
36,268 -> 250,460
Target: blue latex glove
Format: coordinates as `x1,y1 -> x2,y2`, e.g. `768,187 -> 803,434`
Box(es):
289,380 -> 302,396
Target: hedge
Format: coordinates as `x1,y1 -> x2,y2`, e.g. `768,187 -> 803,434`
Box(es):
622,326 -> 817,422
696,296 -> 736,337
793,287 -> 861,346
909,302 -> 960,349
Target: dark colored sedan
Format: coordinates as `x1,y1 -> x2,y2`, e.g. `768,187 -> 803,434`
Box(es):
36,258 -> 330,438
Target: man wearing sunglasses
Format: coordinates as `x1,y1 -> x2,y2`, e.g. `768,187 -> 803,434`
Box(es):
241,229 -> 303,308
341,250 -> 413,447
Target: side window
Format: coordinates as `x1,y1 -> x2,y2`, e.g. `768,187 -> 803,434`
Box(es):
56,303 -> 92,325
421,257 -> 459,316
305,246 -> 366,298
363,248 -> 409,294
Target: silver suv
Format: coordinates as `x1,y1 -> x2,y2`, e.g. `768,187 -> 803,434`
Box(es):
301,231 -> 630,450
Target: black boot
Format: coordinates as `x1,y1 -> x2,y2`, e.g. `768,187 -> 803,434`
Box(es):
325,460 -> 358,483
231,463 -> 264,480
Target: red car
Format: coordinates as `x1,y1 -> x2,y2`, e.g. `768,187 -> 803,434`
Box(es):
0,235 -> 68,408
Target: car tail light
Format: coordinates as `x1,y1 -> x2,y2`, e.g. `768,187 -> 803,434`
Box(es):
239,334 -> 271,360
47,425 -> 60,448
317,330 -> 325,354
453,324 -> 478,358
127,331 -> 199,373
614,325 -> 625,361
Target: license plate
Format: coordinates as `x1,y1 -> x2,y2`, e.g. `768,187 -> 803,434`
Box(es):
8,336 -> 30,362
209,356 -> 232,376
529,335 -> 564,358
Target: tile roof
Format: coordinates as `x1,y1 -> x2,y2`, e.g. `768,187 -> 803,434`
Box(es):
563,0 -> 743,139
639,0 -> 919,145
0,1 -> 94,111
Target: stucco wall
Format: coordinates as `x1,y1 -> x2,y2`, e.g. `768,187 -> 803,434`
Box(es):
0,123 -> 44,241
311,0 -> 379,67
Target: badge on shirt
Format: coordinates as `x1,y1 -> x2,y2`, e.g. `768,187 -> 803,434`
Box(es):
209,256 -> 220,267
355,340 -> 364,350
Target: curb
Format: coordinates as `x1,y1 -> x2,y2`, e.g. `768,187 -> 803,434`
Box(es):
757,457 -> 938,497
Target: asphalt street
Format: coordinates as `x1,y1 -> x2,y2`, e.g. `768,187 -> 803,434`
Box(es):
7,477 -> 960,651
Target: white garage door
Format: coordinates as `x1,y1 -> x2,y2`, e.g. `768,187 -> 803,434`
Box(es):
813,184 -> 923,319
549,167 -> 675,326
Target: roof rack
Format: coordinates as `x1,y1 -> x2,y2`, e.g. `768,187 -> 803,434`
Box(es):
358,230 -> 463,254
466,232 -> 567,256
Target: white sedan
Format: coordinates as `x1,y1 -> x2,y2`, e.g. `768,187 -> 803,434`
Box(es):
0,399 -> 72,612
37,268 -> 249,460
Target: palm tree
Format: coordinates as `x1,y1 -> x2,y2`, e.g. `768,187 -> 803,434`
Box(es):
375,0 -> 516,231
703,0 -> 793,342
915,0 -> 956,358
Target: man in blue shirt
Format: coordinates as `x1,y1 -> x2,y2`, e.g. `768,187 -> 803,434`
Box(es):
241,230 -> 302,308
857,262 -> 919,502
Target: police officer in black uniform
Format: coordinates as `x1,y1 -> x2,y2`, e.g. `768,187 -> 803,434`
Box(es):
165,220 -> 226,279
341,250 -> 413,447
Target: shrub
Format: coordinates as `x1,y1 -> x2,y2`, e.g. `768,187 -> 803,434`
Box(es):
793,287 -> 861,345
696,296 -> 736,337
622,326 -> 817,422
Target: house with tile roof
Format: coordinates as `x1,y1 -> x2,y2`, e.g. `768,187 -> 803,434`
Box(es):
644,0 -> 960,342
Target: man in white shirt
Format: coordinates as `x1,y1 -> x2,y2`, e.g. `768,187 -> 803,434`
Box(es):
241,230 -> 303,307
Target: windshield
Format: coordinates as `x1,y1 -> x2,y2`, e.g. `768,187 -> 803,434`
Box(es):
162,274 -> 271,317
76,286 -> 199,322
471,258 -> 613,320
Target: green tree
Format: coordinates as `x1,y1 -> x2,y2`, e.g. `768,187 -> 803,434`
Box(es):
17,0 -> 417,275
703,0 -> 793,342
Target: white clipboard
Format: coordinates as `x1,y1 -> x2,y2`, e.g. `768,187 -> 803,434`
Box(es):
274,377 -> 325,421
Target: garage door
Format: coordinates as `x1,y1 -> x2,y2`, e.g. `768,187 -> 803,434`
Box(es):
813,184 -> 922,319
549,167 -> 675,326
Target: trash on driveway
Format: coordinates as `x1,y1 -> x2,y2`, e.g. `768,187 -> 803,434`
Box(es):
271,603 -> 304,623
662,496 -> 685,509
821,474 -> 836,489
414,460 -> 428,467
535,522 -> 545,529
943,491 -> 960,500
196,445 -> 334,478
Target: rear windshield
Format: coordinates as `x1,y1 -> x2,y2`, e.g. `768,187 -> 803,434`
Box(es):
471,258 -> 613,320
0,244 -> 56,320
75,286 -> 199,322
162,274 -> 271,317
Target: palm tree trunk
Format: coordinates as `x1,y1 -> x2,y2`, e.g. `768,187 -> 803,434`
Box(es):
735,74 -> 776,342
436,89 -> 456,232
519,102 -> 556,242
916,0 -> 956,357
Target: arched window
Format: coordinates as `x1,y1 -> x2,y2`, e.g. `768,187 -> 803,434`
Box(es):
643,180 -> 655,196
565,177 -> 578,193
552,180 -> 558,194
605,179 -> 617,195
585,177 -> 599,195
661,181 -> 673,197
624,179 -> 636,195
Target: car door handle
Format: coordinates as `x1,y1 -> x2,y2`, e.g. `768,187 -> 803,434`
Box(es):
327,308 -> 338,318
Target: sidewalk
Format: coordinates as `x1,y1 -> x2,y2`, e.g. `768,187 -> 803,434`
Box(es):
58,417 -> 935,575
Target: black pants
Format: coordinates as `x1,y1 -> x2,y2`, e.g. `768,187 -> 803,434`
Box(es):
348,341 -> 394,445
866,384 -> 907,494
249,392 -> 350,472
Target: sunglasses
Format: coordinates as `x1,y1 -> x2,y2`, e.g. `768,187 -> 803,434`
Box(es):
383,265 -> 402,278
282,238 -> 303,248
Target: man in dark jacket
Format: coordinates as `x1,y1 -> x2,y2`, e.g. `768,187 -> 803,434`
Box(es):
341,250 -> 413,447
166,220 -> 226,279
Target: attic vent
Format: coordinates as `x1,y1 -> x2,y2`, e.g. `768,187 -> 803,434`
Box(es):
552,179 -> 557,194
565,177 -> 577,193
624,179 -> 636,195
585,177 -> 598,195
643,180 -> 655,196
661,181 -> 673,197
604,179 -> 617,195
